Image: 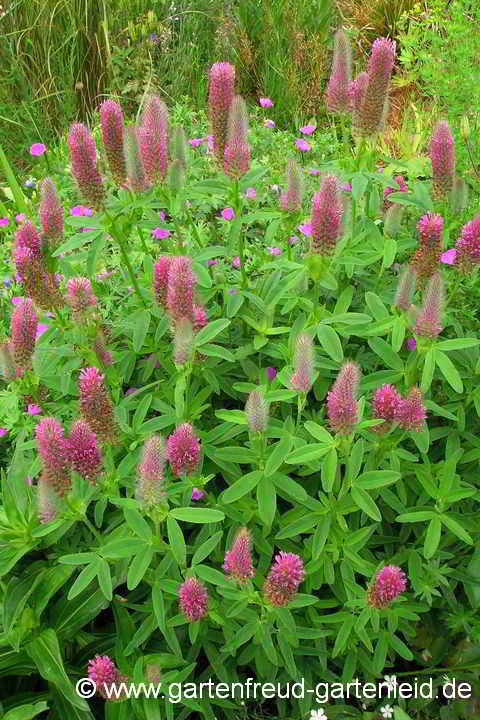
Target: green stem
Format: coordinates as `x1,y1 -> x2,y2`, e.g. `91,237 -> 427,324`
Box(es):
186,206 -> 204,248
296,394 -> 305,431
52,305 -> 66,329
233,179 -> 247,288
83,515 -> 103,544
137,225 -> 149,255
105,209 -> 146,307
351,198 -> 357,240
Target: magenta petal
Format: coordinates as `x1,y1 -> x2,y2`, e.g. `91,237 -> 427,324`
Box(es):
440,248 -> 457,265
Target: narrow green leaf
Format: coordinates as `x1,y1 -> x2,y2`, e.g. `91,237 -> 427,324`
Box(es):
133,310 -> 151,353
221,471 -> 262,503
351,487 -> 382,521
424,517 -> 442,559
317,325 -> 343,363
257,476 -> 276,528
169,508 -> 225,524
191,531 -> 223,566
264,437 -> 293,477
167,517 -> 186,568
435,350 -> 463,392
195,319 -> 230,346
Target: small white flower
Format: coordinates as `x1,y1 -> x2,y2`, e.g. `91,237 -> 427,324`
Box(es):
381,705 -> 394,719
383,676 -> 397,692
310,710 -> 328,720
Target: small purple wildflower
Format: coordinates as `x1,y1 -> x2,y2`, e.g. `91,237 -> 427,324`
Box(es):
152,227 -> 170,240
245,187 -> 256,198
407,337 -> 417,351
267,247 -> 282,256
264,119 -> 275,129
309,168 -> 322,175
30,143 -> 46,156
231,256 -> 241,268
222,207 -> 235,220
207,259 -> 218,267
192,487 -> 205,500
0,428 -> 8,437
259,97 -> 273,107
0,217 -> 8,226
295,139 -> 310,151
28,404 -> 42,415
300,124 -> 316,135
441,248 -> 457,265
267,367 -> 277,380
298,223 -> 312,236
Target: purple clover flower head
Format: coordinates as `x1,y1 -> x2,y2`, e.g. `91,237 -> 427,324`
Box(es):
368,565 -> 407,609
223,527 -> 255,583
11,298 -> 37,371
0,217 -> 8,227
415,272 -> 444,338
264,552 -> 305,606
455,215 -> 480,272
189,138 -> 204,147
167,423 -> 201,477
394,266 -> 416,311
78,367 -> 118,444
125,125 -> 150,193
353,38 -> 396,137
407,337 -> 417,351
136,435 -> 166,505
39,178 -> 64,246
395,387 -> 426,432
245,390 -> 269,433
67,123 -> 105,210
16,213 -> 27,223
66,419 -> 103,482
280,158 -> 304,213
288,235 -> 299,245
140,96 -> 169,184
192,487 -> 205,501
298,223 -> 312,237
36,417 -> 71,496
207,259 -> 218,267
88,654 -> 118,688
224,96 -> 251,178
326,29 -> 353,113
154,256 -> 172,307
327,361 -> 361,435
372,384 -> 401,433
166,256 -> 195,323
311,175 -> 344,255
99,99 -> 127,186
259,97 -> 273,107
292,332 -> 314,392
67,277 -> 97,314
430,120 -> 455,199
300,124 -> 317,135
179,577 -> 208,621
209,62 -> 236,163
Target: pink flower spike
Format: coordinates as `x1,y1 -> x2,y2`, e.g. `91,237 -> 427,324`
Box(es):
192,487 -> 205,500
292,332 -> 314,393
264,552 -> 304,606
136,434 -> 166,505
395,387 -> 426,432
441,248 -> 457,265
295,139 -> 310,151
152,227 -> 170,239
259,97 -> 273,107
28,404 -> 43,415
300,124 -> 317,135
30,143 -> 46,156
167,423 -> 201,477
65,419 -> 103,481
264,119 -> 275,129
179,577 -> 208,621
368,565 -> 407,609
88,654 -> 117,687
222,207 -> 235,220
166,256 -> 195,323
209,62 -> 235,162
327,361 -> 361,435
223,527 -> 255,583
12,297 -> 24,305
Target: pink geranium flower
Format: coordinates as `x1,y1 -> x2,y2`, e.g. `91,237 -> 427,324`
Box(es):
30,143 -> 46,156
152,227 -> 170,240
441,248 -> 457,265
222,207 -> 235,220
295,139 -> 310,151
300,124 -> 317,135
259,97 -> 273,107
0,217 -> 8,226
298,223 -> 312,236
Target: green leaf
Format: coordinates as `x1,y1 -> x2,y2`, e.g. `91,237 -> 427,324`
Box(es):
257,476 -> 276,528
87,234 -> 106,277
26,629 -> 89,710
221,471 -> 262,503
368,337 -> 403,371
351,487 -> 382,521
195,319 -> 230,346
133,310 -> 151,353
391,317 -> 405,352
321,448 -> 338,492
167,517 -> 187,568
132,394 -> 153,432
272,473 -> 308,501
276,514 -> 319,539
67,560 -> 100,600
264,437 -> 293,477
435,350 -> 463,392
312,515 -> 331,559
2,702 -> 50,720
3,572 -> 44,638
440,514 -> 473,545
214,410 -> 247,425
383,236 -> 397,268
365,292 -> 389,321
424,517 -> 442,559
97,559 -> 113,601
200,343 -> 235,361
191,531 -> 223,566
59,552 -> 99,565
332,616 -> 355,657
221,621 -> 258,653
304,421 -> 334,444
436,338 -> 480,351
421,349 -> 436,392
396,511 -> 436,522
285,443 -> 331,464
317,325 -> 343,363
355,470 -> 401,490
194,564 -> 232,588
152,583 -> 166,632
192,261 -> 212,288
124,508 -> 153,543
101,538 -> 148,559
0,142 -> 28,213
127,547 -> 154,589
169,508 -> 225,524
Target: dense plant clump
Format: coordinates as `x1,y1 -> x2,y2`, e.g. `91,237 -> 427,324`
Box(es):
1,28 -> 480,720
